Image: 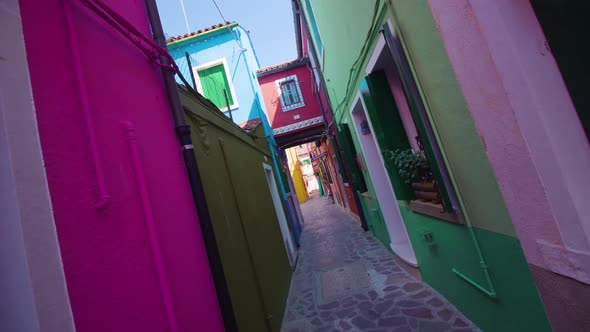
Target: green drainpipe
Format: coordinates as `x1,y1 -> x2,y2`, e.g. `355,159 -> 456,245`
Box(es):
390,13 -> 497,299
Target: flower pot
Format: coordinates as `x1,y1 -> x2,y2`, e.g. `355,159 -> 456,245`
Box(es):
411,181 -> 437,192
411,181 -> 440,203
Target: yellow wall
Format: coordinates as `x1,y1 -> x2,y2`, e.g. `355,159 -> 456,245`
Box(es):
287,148 -> 308,203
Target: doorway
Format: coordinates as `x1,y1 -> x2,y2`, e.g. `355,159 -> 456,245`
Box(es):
263,163 -> 298,268
530,0 -> 589,141
349,92 -> 417,266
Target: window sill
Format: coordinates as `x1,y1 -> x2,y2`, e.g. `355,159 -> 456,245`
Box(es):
359,191 -> 372,199
407,200 -> 460,225
282,103 -> 306,112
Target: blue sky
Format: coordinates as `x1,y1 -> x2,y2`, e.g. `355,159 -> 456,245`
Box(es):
156,0 -> 297,68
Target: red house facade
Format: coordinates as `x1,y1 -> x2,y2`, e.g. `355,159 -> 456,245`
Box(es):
257,58 -> 325,148
256,2 -> 365,229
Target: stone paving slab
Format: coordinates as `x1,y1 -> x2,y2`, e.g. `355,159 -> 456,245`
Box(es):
281,195 -> 479,332
321,262 -> 371,300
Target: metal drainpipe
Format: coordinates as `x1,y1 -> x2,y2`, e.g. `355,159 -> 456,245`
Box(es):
143,0 -> 238,329
382,17 -> 496,298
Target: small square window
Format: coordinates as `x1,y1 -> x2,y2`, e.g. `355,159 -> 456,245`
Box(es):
276,75 -> 305,111
194,59 -> 238,112
280,80 -> 301,106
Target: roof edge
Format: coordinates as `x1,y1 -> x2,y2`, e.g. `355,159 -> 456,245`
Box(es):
256,58 -> 309,78
166,22 -> 239,46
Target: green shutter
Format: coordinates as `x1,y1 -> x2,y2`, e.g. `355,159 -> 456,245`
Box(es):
277,159 -> 291,194
362,71 -> 414,200
338,124 -> 368,193
198,64 -> 234,110
383,27 -> 454,212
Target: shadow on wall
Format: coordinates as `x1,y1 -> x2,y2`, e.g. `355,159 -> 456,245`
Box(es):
269,96 -> 282,128
247,93 -> 270,134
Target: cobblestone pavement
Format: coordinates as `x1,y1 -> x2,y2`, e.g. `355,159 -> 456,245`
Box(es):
281,195 -> 479,332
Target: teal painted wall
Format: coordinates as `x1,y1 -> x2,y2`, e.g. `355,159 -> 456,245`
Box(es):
302,0 -> 551,330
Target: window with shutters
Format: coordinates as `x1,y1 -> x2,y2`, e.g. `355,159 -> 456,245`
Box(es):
193,58 -> 238,112
275,75 -> 305,111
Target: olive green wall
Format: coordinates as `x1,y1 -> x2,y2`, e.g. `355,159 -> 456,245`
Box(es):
180,88 -> 291,332
304,0 -> 551,330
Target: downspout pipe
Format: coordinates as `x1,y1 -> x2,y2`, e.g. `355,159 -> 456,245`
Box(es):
143,0 -> 238,329
294,0 -> 369,230
382,17 -> 496,298
291,0 -> 303,59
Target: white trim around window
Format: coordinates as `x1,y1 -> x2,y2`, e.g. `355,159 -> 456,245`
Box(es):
275,74 -> 305,112
192,58 -> 239,112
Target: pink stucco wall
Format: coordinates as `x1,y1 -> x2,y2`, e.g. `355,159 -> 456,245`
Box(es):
428,0 -> 559,267
429,0 -> 590,273
18,0 -> 224,331
1,1 -> 75,330
258,64 -> 324,133
429,0 -> 590,329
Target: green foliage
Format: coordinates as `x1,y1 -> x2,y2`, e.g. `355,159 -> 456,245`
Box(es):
384,149 -> 433,184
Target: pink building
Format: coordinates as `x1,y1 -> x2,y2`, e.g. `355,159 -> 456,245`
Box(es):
1,0 -> 225,331
429,0 -> 590,330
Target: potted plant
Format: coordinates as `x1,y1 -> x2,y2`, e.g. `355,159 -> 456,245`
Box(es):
387,149 -> 440,203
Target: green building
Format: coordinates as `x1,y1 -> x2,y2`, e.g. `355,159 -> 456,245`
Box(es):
295,0 -> 552,330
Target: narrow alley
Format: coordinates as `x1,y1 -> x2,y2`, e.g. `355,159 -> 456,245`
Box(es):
4,0 -> 590,331
282,194 -> 477,332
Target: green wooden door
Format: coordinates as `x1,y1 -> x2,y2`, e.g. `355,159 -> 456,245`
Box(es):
362,71 -> 414,200
198,64 -> 233,110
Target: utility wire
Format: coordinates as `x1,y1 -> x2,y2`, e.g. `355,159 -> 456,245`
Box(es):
179,0 -> 191,33
210,0 -> 245,50
211,0 -> 228,22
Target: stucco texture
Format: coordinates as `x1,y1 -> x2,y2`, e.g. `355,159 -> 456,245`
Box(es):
258,63 -> 323,131
181,88 -> 292,332
168,26 -> 268,127
302,0 -> 551,329
1,0 -> 75,330
19,0 -> 224,330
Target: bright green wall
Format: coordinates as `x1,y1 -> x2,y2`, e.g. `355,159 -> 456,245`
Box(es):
344,111 -> 391,246
358,193 -> 390,246
309,0 -> 385,120
387,1 -> 514,236
400,204 -> 550,331
305,0 -> 551,330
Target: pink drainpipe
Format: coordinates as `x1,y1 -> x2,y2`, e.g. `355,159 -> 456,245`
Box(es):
122,121 -> 179,332
64,0 -> 110,210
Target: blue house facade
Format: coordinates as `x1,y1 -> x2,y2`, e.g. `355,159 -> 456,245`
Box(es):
167,22 -> 304,246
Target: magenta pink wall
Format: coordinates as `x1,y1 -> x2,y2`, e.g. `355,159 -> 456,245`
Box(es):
259,64 -> 323,133
19,0 -> 224,331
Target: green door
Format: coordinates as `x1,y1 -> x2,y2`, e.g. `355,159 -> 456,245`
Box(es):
361,72 -> 414,200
